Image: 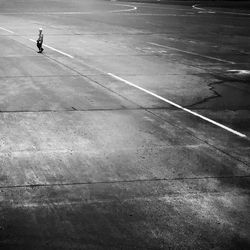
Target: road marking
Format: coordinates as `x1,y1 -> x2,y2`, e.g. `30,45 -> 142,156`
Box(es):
0,26 -> 14,34
29,39 -> 74,58
219,11 -> 250,16
0,11 -> 109,15
112,4 -> 137,13
0,26 -> 74,59
108,73 -> 246,138
1,26 -> 246,138
192,4 -> 207,11
149,42 -> 235,64
192,4 -> 250,16
0,11 -> 126,15
126,3 -> 190,11
192,4 -> 215,13
227,69 -> 250,75
115,13 -> 193,16
0,4 -> 137,15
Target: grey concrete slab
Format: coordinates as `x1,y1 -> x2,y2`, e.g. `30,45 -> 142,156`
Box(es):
0,56 -> 77,77
0,110 -> 248,188
0,76 -> 138,111
150,109 -> 250,164
0,36 -> 34,56
74,73 -> 172,109
43,35 -> 143,57
73,55 -> 206,75
0,178 -> 249,249
93,73 -> 217,107
0,0 -> 250,249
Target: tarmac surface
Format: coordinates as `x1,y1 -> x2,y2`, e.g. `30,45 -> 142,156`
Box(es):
0,0 -> 250,249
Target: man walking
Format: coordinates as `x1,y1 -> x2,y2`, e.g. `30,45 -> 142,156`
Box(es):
37,28 -> 44,53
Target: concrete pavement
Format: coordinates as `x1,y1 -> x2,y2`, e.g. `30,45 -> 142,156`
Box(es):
0,0 -> 249,249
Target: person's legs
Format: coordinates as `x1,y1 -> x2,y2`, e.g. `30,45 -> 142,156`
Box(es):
37,41 -> 41,52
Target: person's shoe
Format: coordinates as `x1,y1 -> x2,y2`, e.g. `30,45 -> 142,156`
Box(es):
37,51 -> 41,53
41,48 -> 44,52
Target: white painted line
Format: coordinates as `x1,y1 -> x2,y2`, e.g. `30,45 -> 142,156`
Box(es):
0,4 -> 137,15
192,4 -> 206,11
0,26 -> 246,138
116,13 -> 193,17
192,4 -> 250,16
149,42 -> 236,64
193,4 -> 215,14
108,73 -> 247,138
29,39 -> 74,58
0,26 -> 14,34
227,69 -> 250,74
219,11 -> 250,16
0,26 -> 73,59
0,11 -> 97,15
112,4 -> 137,13
127,3 -> 190,11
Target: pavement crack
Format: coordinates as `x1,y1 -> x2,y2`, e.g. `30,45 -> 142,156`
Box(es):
185,80 -> 222,108
0,175 -> 249,190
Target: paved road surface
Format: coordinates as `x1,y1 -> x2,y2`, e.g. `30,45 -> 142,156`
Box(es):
0,0 -> 249,249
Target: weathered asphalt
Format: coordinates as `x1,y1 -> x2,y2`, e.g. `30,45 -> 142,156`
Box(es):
0,0 -> 249,249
